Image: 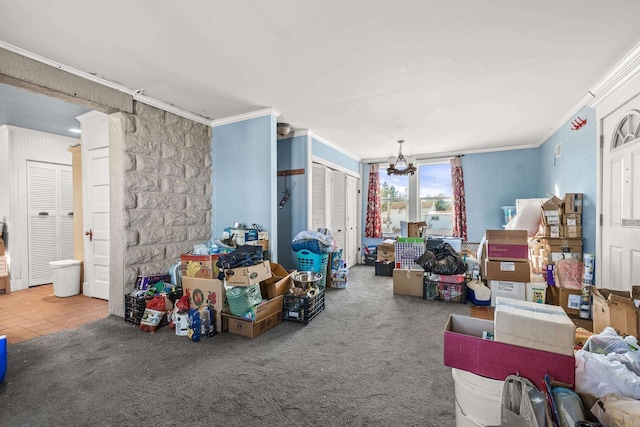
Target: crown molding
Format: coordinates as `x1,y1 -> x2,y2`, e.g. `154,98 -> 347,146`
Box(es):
0,41 -> 212,126
211,107 -> 280,127
307,130 -> 362,161
537,41 -> 640,146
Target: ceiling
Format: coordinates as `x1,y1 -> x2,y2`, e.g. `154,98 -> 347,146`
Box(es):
2,1 -> 640,161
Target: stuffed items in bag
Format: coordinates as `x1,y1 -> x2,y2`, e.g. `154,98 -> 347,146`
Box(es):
414,243 -> 466,275
140,295 -> 166,333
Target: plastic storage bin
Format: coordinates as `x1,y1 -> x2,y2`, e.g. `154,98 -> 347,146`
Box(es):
452,368 -> 503,426
295,250 -> 329,288
49,259 -> 81,297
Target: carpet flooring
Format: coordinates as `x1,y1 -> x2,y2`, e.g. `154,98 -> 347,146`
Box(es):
0,265 -> 471,426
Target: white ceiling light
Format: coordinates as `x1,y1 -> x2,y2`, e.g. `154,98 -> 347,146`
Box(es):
387,140 -> 416,176
277,123 -> 291,137
69,128 -> 82,134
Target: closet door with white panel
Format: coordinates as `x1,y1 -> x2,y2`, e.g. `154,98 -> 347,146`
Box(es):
331,171 -> 346,256
27,161 -> 73,286
345,175 -> 359,268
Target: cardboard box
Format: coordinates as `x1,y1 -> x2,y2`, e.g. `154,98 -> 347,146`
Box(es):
377,245 -> 395,263
401,221 -> 427,238
562,225 -> 582,238
489,280 -> 526,306
0,256 -> 6,276
548,252 -> 582,263
224,260 -> 272,287
182,276 -> 228,332
485,230 -> 529,262
590,286 -> 640,338
542,237 -> 583,252
0,239 -> 4,256
562,213 -> 582,226
546,286 -> 583,317
392,269 -> 424,297
564,193 -> 583,213
444,314 -> 575,385
0,275 -> 10,295
181,254 -> 220,279
259,262 -> 294,299
484,260 -> 530,282
542,195 -> 564,225
222,295 -> 283,338
494,297 -> 576,356
543,225 -> 562,238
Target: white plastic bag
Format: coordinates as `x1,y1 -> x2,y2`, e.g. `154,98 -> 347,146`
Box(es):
591,394 -> 640,427
575,349 -> 640,399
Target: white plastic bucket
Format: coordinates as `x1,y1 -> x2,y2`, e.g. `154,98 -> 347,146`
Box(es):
452,368 -> 503,427
49,259 -> 82,297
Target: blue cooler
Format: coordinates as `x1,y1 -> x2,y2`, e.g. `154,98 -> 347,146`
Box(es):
0,335 -> 6,384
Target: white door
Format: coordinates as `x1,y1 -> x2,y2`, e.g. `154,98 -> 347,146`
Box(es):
78,111 -> 110,300
345,175 -> 359,268
601,107 -> 640,291
27,162 -> 73,286
331,171 -> 346,254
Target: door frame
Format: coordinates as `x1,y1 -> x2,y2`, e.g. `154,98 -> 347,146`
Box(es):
595,71 -> 640,287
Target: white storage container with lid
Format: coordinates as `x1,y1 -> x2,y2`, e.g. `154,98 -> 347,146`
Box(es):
50,259 -> 82,297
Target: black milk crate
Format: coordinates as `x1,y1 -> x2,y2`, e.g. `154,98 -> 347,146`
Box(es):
374,260 -> 394,276
364,253 -> 377,266
423,278 -> 467,304
124,294 -> 148,325
283,291 -> 325,324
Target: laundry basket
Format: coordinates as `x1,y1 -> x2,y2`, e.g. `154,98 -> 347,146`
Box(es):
295,250 -> 328,288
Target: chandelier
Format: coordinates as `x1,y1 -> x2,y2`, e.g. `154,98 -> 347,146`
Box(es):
387,140 -> 416,176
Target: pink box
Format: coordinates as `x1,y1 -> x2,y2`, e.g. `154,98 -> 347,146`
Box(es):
486,229 -> 529,262
486,244 -> 529,262
443,314 -> 575,386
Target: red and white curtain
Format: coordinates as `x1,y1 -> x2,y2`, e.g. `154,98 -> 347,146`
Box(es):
365,164 -> 382,238
450,156 -> 467,240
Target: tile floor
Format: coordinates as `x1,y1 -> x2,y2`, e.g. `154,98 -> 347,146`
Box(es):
0,284 -> 109,344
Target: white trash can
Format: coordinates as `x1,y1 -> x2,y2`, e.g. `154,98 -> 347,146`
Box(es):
50,259 -> 82,297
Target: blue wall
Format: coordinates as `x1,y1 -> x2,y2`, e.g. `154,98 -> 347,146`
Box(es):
212,115 -> 277,257
277,135 -> 309,270
462,148 -> 540,242
311,137 -> 360,173
538,106 -> 596,254
360,109 -> 597,255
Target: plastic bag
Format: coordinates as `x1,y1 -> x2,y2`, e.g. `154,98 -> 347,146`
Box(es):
575,349 -> 640,399
582,327 -> 640,376
176,289 -> 191,312
591,394 -> 640,427
501,374 -> 546,427
187,306 -> 216,342
139,295 -> 166,333
226,284 -> 262,316
414,243 -> 466,275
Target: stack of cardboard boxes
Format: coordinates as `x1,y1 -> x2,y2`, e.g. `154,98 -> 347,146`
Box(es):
179,253 -> 294,338
0,231 -> 8,295
481,230 -> 530,305
537,193 -> 584,270
522,193 -> 585,316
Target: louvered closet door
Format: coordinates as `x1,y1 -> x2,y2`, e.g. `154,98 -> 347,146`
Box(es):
312,163 -> 328,231
59,168 -> 75,260
27,161 -> 73,286
332,171 -> 346,253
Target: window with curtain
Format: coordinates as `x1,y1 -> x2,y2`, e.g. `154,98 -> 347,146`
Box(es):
367,161 -> 455,238
379,168 -> 408,237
